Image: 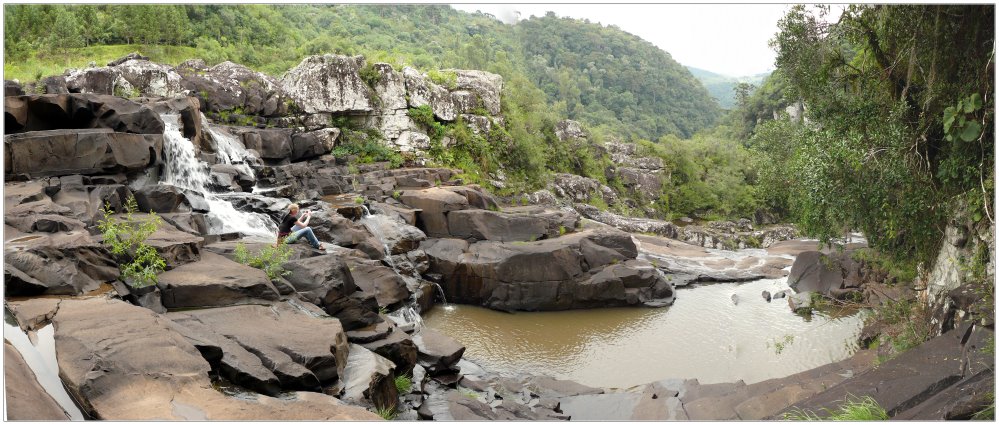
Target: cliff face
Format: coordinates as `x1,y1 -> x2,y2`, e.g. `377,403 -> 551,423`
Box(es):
921,202 -> 995,334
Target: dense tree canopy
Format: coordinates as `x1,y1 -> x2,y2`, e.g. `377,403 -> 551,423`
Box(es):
753,5 -> 994,264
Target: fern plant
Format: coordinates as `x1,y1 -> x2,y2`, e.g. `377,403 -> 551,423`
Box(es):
97,196 -> 166,288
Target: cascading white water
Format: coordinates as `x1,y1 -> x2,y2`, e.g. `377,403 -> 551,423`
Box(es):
202,115 -> 257,179
159,114 -> 277,241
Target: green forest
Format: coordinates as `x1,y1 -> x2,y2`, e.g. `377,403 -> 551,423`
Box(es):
4,4 -> 994,273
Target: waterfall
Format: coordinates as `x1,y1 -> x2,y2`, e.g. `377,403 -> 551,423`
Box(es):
202,115 -> 257,179
360,212 -> 452,312
159,113 -> 277,241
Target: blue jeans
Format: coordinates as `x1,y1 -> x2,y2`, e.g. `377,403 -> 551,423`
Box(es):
284,226 -> 321,249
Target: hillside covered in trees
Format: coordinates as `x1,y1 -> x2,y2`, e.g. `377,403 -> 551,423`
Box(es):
4,4 -> 720,140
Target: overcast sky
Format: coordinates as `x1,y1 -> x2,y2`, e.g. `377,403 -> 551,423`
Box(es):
450,4 -> 792,77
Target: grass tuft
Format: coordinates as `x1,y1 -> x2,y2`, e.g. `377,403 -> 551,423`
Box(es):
782,395 -> 888,421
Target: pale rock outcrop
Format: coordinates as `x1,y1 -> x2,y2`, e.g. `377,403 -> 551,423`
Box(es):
451,69 -> 503,116
281,55 -> 374,114
403,66 -> 456,121
66,59 -> 184,98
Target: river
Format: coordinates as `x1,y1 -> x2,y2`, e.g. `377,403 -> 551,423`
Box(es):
423,239 -> 866,389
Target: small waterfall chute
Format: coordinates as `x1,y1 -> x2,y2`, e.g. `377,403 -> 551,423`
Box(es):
158,113 -> 277,241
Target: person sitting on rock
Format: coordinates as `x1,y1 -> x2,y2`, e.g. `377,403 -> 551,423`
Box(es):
277,203 -> 325,251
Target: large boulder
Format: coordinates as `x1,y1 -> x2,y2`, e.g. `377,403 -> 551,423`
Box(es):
422,229 -> 674,311
550,173 -> 619,206
133,184 -> 208,214
412,328 -> 465,375
309,210 -> 385,259
66,59 -> 184,98
166,317 -> 282,396
360,327 -> 419,376
280,55 -> 374,114
446,207 -> 579,242
291,128 -> 340,162
176,60 -> 290,117
156,251 -> 280,309
52,298 -> 379,420
575,204 -> 679,239
168,301 -> 350,391
344,258 -> 412,309
229,127 -> 293,160
4,230 -> 118,296
5,129 -> 162,178
142,96 -> 206,150
5,94 -> 164,134
282,254 -> 382,331
359,213 -> 427,255
788,250 -> 863,299
399,187 -> 470,238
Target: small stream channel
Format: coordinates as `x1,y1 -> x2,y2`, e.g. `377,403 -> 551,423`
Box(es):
4,309 -> 86,420
423,275 -> 865,389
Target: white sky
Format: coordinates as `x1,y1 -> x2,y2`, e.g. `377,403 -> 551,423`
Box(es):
450,3 -> 792,77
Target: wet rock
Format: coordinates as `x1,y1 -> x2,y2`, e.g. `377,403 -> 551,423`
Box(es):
169,301 -> 349,391
4,342 -> 70,420
52,298 -> 378,420
762,290 -> 772,302
341,343 -> 398,410
4,231 -> 118,296
281,55 -> 374,114
156,251 -> 280,309
788,291 -> 813,313
413,328 -> 466,375
5,129 -> 162,179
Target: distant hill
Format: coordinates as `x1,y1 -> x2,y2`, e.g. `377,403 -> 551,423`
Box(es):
687,67 -> 770,109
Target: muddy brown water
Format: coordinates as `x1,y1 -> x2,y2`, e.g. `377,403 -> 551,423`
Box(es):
423,277 -> 865,389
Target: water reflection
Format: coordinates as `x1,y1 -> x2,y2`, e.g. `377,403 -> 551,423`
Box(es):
423,278 -> 865,389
